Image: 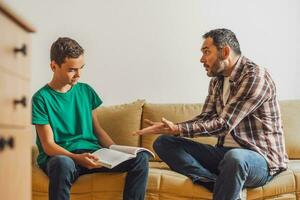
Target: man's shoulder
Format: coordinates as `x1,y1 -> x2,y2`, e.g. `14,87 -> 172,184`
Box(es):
240,56 -> 268,78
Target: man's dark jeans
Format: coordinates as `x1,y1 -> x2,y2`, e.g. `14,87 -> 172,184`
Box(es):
40,150 -> 150,200
153,135 -> 273,200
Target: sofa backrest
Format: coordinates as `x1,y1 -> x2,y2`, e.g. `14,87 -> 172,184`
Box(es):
96,99 -> 300,161
96,100 -> 145,147
279,100 -> 300,159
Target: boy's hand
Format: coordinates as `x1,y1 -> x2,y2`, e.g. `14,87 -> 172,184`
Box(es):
73,153 -> 102,169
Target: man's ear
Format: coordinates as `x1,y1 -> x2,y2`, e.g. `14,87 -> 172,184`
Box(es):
221,46 -> 230,60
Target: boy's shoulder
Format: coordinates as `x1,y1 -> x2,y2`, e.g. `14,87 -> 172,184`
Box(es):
32,84 -> 49,99
75,82 -> 97,94
76,82 -> 93,89
32,82 -> 96,99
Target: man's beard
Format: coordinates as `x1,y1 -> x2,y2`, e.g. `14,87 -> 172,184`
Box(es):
207,56 -> 226,77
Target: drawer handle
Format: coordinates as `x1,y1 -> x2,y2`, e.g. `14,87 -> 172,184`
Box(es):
0,136 -> 14,151
13,96 -> 27,107
14,44 -> 27,56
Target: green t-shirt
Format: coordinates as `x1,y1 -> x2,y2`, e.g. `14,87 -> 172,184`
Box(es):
32,82 -> 102,166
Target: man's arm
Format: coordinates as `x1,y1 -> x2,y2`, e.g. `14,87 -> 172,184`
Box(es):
178,72 -> 271,137
133,118 -> 180,136
135,71 -> 271,138
35,124 -> 100,169
133,79 -> 219,136
92,110 -> 115,148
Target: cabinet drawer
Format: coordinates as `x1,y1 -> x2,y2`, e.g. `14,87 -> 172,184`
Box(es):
0,128 -> 31,200
0,13 -> 32,79
0,71 -> 30,127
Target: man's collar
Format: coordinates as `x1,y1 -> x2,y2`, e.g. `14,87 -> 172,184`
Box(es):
229,55 -> 244,83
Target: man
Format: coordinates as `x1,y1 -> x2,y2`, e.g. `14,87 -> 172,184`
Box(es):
134,28 -> 288,200
32,37 -> 150,200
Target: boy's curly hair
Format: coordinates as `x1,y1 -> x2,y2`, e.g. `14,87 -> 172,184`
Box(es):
50,37 -> 84,65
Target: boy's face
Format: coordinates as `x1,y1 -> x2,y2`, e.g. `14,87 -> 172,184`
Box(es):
51,55 -> 85,86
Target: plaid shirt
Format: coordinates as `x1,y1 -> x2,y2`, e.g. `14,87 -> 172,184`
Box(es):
178,56 -> 288,175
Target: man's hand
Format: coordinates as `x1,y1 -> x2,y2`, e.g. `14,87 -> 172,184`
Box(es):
72,153 -> 102,169
133,118 -> 180,136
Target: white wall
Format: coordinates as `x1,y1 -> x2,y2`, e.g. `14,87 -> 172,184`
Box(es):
4,0 -> 300,106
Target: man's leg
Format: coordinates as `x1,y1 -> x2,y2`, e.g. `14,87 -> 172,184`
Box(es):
41,155 -> 79,200
153,135 -> 231,191
214,148 -> 272,200
83,151 -> 150,200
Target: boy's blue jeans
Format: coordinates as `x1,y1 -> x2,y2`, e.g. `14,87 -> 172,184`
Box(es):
40,150 -> 150,200
153,135 -> 273,200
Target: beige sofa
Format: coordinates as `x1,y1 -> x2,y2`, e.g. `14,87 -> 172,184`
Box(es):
32,99 -> 300,200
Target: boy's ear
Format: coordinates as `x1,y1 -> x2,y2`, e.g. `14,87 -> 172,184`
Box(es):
50,60 -> 59,72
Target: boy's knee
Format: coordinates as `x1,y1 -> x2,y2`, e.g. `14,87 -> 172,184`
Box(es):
136,151 -> 150,163
47,155 -> 75,175
130,152 -> 150,172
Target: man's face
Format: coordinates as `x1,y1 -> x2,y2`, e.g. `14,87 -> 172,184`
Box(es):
200,37 -> 226,77
51,55 -> 85,86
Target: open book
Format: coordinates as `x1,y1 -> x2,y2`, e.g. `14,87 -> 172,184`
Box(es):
92,145 -> 155,169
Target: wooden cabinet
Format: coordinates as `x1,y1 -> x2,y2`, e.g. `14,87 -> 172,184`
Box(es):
0,2 -> 35,200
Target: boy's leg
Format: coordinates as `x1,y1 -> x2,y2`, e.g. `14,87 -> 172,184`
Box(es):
122,152 -> 150,200
83,151 -> 150,200
153,135 -> 230,191
41,155 -> 80,200
213,148 -> 272,200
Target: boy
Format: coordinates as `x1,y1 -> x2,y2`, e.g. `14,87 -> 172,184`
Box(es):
32,37 -> 150,200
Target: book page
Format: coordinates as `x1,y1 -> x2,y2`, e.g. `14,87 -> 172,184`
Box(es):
110,144 -> 155,158
92,148 -> 135,169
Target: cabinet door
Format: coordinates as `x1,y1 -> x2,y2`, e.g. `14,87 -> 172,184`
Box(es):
0,71 -> 30,128
0,13 -> 31,80
0,128 -> 31,200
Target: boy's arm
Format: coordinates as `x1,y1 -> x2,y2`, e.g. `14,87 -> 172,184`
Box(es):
35,124 -> 100,169
92,110 -> 115,148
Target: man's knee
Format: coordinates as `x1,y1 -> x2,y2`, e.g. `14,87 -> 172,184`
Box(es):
219,149 -> 248,175
153,135 -> 175,153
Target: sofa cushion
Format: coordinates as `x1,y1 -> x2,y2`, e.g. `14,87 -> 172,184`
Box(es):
279,100 -> 300,159
32,164 -> 126,200
150,161 -> 297,200
33,161 -> 298,200
141,103 -> 218,161
32,164 -> 93,194
149,168 -> 213,199
96,100 -> 145,147
149,161 -> 170,170
288,160 -> 300,197
247,168 -> 296,199
149,166 -> 297,200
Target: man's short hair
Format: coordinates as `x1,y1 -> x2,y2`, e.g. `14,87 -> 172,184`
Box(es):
203,28 -> 241,55
50,37 -> 84,65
